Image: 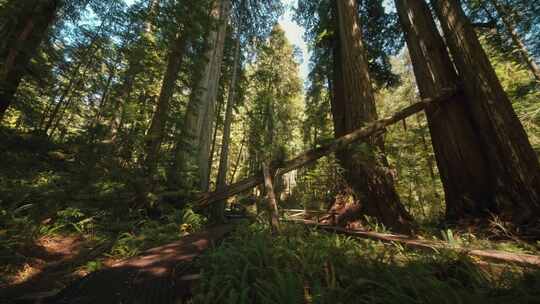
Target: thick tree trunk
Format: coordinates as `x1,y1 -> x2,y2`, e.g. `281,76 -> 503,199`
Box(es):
196,0 -> 230,192
395,0 -> 493,220
331,0 -> 413,233
144,33 -> 187,178
173,1 -> 229,192
432,0 -> 540,225
263,162 -> 280,234
0,0 -> 60,120
211,38 -> 241,222
488,0 -> 540,82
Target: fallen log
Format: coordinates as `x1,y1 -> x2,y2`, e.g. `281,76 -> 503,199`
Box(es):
181,88 -> 457,208
288,218 -> 540,268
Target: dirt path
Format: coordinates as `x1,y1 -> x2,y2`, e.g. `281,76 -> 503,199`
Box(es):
0,235 -> 114,303
1,224 -> 233,303
3,235 -> 84,287
43,224 -> 232,304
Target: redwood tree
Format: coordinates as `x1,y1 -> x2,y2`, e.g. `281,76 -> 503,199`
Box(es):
0,0 -> 61,119
431,0 -> 540,225
394,0 -> 492,220
331,0 -> 413,233
212,37 -> 241,222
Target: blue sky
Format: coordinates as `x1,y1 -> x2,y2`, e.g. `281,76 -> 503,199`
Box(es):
278,0 -> 310,81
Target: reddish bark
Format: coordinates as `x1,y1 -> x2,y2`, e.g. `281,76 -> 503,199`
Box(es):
0,0 -> 60,119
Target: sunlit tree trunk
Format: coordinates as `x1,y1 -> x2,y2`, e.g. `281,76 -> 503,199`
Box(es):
331,0 -> 413,233
395,0 -> 492,220
487,0 -> 540,82
212,37 -> 241,222
263,162 -> 280,234
0,0 -> 60,120
196,0 -> 230,192
432,0 -> 540,225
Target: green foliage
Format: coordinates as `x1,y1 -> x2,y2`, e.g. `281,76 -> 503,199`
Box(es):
83,259 -> 104,273
482,36 -> 540,152
375,55 -> 445,221
107,207 -> 206,259
466,0 -> 540,59
193,223 -> 540,303
39,207 -> 97,235
292,156 -> 343,211
244,25 -> 304,173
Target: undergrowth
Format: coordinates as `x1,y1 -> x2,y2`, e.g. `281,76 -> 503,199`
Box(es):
0,129 -> 207,283
193,223 -> 540,304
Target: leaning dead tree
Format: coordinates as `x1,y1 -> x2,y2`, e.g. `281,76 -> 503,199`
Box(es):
263,162 -> 280,234
177,88 -> 457,208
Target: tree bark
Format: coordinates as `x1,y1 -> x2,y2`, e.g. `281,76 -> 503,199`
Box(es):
331,0 -> 413,233
211,37 -> 241,222
0,0 -> 60,120
144,33 -> 187,179
488,0 -> 540,82
432,0 -> 540,225
263,162 -> 280,234
395,0 -> 493,220
196,0 -> 230,192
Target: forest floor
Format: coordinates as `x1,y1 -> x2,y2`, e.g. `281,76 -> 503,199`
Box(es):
0,234 -> 106,300
2,128 -> 540,303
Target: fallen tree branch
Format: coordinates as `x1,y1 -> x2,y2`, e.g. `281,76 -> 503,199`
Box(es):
163,88 -> 457,208
288,218 -> 540,268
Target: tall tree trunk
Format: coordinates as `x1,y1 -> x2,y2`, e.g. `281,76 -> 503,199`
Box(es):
211,37 -> 241,222
196,0 -> 230,192
488,0 -> 540,82
395,0 -> 492,220
331,0 -> 413,233
432,0 -> 540,225
144,33 -> 187,179
0,0 -> 60,120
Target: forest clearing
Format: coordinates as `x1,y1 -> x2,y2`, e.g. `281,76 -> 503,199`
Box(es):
1,0 -> 540,303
